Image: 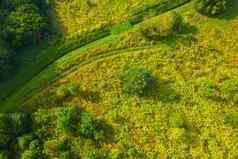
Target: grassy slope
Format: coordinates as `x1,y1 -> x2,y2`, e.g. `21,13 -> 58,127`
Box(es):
21,1 -> 238,158
1,0 -> 238,158
0,0 -> 191,111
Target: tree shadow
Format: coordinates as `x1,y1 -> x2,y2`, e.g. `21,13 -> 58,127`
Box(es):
150,79 -> 179,103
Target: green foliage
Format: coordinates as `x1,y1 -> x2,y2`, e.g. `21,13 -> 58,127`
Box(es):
120,68 -> 156,96
17,133 -> 35,151
87,150 -> 105,159
67,82 -> 80,96
0,134 -> 11,149
59,151 -> 72,159
55,106 -> 80,133
169,112 -> 184,128
78,112 -> 104,141
21,140 -> 42,159
56,82 -> 80,100
0,151 -> 8,159
195,0 -> 227,16
56,85 -> 70,100
219,79 -> 238,103
43,137 -> 71,158
9,112 -> 31,135
5,4 -> 46,48
224,113 -> 238,128
0,115 -> 12,133
141,11 -> 183,40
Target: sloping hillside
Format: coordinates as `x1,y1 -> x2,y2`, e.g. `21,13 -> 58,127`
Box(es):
0,0 -> 238,158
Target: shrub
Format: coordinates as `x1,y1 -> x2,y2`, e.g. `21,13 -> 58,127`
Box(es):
17,133 -> 35,150
141,11 -> 183,40
120,68 -> 156,96
78,112 -> 104,141
20,140 -> 43,159
195,0 -> 227,16
219,79 -> 238,103
67,82 -> 80,96
55,106 -> 80,133
169,112 -> 184,128
43,137 -> 71,158
0,151 -> 8,159
224,113 -> 238,128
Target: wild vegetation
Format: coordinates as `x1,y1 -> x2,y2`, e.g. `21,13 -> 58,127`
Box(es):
0,0 -> 238,158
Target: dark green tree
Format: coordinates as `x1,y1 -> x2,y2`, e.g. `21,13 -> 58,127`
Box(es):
5,4 -> 46,48
120,68 -> 156,96
55,106 -> 80,133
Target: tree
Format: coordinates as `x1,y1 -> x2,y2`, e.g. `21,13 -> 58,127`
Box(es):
195,0 -> 227,16
10,112 -> 32,135
78,112 -> 104,141
55,106 -> 80,133
120,68 -> 156,96
5,4 -> 46,48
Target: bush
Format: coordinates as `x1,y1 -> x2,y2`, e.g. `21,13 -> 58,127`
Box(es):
20,140 -> 42,159
43,137 -> 71,158
55,106 -> 80,133
0,151 -> 8,159
79,112 -> 104,141
141,11 -> 183,40
17,134 -> 35,150
120,68 -> 156,96
219,79 -> 238,103
169,112 -> 184,128
195,0 -> 227,16
224,113 -> 238,128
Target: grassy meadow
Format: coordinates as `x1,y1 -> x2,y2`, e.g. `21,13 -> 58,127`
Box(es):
0,0 -> 238,158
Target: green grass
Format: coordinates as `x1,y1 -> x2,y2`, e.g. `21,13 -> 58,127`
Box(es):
0,0 -> 192,112
1,0 -> 238,158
